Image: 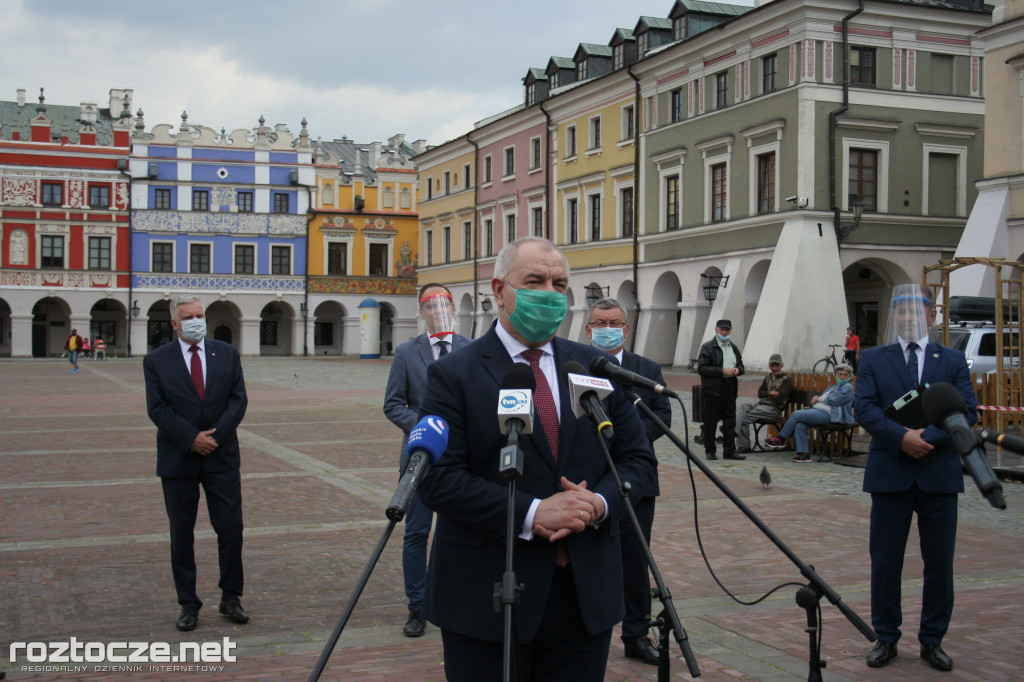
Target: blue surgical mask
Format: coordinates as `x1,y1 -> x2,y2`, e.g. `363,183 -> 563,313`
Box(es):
717,333 -> 731,343
836,376 -> 852,385
504,283 -> 568,344
591,327 -> 624,352
180,318 -> 207,342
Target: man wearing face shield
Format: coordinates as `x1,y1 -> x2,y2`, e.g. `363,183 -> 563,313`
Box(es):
854,284 -> 976,672
416,237 -> 656,681
586,297 -> 671,666
384,283 -> 469,638
143,294 -> 249,632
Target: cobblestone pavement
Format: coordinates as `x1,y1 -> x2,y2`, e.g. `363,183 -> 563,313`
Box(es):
1,357 -> 1022,681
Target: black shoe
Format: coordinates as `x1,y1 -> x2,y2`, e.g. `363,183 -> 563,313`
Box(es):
705,452 -> 718,460
403,610 -> 426,637
218,599 -> 249,624
623,637 -> 660,665
866,640 -> 897,667
736,447 -> 752,454
723,452 -> 746,460
920,643 -> 953,671
176,604 -> 199,632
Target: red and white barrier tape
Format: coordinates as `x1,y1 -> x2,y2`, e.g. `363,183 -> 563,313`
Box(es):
977,405 -> 1024,412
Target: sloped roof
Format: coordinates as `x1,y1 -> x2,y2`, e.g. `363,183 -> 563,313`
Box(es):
672,0 -> 751,17
610,27 -> 635,43
576,43 -> 613,58
635,16 -> 673,32
0,99 -> 123,145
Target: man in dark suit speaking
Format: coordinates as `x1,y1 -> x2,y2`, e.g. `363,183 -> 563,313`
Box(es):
417,237 -> 656,681
855,284 -> 976,672
586,297 -> 671,666
143,294 -> 249,632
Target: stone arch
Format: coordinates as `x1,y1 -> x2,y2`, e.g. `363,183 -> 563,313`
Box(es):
842,258 -> 912,348
259,301 -> 295,356
379,301 -> 397,356
457,292 -> 475,338
206,300 -> 243,350
645,270 -> 683,364
31,296 -> 71,357
313,300 -> 346,355
89,298 -> 127,358
742,259 -> 772,336
0,296 -> 11,357
146,300 -> 173,351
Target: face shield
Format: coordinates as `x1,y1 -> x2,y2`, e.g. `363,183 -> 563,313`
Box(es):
882,283 -> 936,346
420,291 -> 455,338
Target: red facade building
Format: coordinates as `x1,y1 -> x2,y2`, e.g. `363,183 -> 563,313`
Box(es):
0,88 -> 133,357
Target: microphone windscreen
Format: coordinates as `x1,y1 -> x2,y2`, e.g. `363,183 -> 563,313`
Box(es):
589,355 -> 612,376
921,382 -> 966,427
561,359 -> 588,384
502,363 -> 536,390
407,415 -> 450,462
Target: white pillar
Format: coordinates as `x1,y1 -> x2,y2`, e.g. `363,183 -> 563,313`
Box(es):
240,317 -> 261,357
672,301 -> 710,367
10,314 -> 33,358
129,314 -> 148,357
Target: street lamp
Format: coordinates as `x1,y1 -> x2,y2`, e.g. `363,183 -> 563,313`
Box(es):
480,295 -> 493,313
836,197 -> 865,243
701,274 -> 729,304
300,301 -> 308,318
585,285 -> 610,309
131,300 -> 140,318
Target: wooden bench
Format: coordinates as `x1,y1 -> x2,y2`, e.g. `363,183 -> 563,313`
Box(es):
750,375 -> 859,460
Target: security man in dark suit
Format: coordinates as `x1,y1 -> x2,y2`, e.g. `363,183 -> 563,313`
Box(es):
697,319 -> 745,460
143,294 -> 249,632
855,284 -> 976,671
586,297 -> 671,666
417,237 -> 656,681
384,283 -> 470,637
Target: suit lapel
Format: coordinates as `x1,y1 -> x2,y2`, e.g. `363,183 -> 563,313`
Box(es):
921,342 -> 943,386
416,335 -> 434,369
886,343 -> 916,392
552,339 -> 583,473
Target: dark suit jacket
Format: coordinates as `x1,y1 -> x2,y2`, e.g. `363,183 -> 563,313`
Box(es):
620,350 -> 671,498
383,333 -> 470,460
697,337 -> 744,396
144,339 -> 248,478
855,341 -> 976,494
417,327 -> 657,643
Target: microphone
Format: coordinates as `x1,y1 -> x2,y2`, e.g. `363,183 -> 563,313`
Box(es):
498,364 -> 535,440
562,360 -> 615,440
386,416 -> 449,521
589,355 -> 677,398
498,364 -> 535,481
921,383 -> 1006,510
980,429 -> 1024,455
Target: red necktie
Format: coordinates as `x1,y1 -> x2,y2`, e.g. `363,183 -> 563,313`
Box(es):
522,348 -> 569,567
522,348 -> 559,462
189,345 -> 205,400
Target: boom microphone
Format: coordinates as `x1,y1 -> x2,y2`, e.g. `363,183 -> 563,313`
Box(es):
589,355 -> 677,398
386,416 -> 449,521
921,382 -> 1006,510
562,360 -> 615,440
980,429 -> 1024,455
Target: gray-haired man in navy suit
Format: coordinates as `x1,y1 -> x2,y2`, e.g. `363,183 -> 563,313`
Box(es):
586,297 -> 671,666
384,283 -> 470,637
143,294 -> 249,632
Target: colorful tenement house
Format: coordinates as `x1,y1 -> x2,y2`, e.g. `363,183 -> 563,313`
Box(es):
307,134 -> 422,356
129,113 -> 313,356
0,87 -> 133,358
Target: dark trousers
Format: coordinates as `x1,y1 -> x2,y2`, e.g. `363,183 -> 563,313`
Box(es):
702,380 -> 738,456
620,495 -> 655,640
161,468 -> 244,607
440,569 -> 612,682
869,486 -> 957,645
402,491 -> 433,613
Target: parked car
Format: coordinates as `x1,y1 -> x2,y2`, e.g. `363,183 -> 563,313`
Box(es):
937,322 -> 1021,375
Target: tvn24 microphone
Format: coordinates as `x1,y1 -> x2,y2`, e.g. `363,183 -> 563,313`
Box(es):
562,360 -> 615,440
589,355 -> 677,398
386,415 -> 449,521
921,382 -> 1006,510
498,364 -> 535,480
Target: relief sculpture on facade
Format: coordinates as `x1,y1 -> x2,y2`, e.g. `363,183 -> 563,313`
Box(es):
1,178 -> 36,206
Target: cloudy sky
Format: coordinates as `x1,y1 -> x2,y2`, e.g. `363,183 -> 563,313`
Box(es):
1,0 -> 753,147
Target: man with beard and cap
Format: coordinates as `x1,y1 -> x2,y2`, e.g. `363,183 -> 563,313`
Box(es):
737,353 -> 791,454
586,297 -> 671,666
384,283 -> 470,638
697,319 -> 745,460
854,283 -> 976,672
416,237 -> 656,681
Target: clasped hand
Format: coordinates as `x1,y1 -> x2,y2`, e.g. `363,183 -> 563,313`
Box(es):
533,477 -> 605,542
901,427 -> 934,459
190,428 -> 219,456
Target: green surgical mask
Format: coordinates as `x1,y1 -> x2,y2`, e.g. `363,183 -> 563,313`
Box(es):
504,282 -> 568,344
836,377 -> 852,385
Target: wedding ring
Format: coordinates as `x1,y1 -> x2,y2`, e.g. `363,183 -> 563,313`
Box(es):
577,510 -> 583,519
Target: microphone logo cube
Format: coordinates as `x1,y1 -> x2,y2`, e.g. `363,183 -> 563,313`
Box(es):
566,374 -> 614,419
498,389 -> 534,434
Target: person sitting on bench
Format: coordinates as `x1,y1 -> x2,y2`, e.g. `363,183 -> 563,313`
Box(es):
766,363 -> 855,462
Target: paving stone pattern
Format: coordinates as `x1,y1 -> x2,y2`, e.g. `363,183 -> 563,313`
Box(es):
1,357 -> 1022,681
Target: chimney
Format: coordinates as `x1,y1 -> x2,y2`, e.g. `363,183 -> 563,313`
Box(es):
369,142 -> 381,169
387,133 -> 405,147
109,88 -> 133,118
17,88 -> 26,107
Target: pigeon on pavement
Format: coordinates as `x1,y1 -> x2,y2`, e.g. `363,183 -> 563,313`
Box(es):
759,465 -> 772,488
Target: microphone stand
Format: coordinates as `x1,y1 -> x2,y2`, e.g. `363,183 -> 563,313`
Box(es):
589,402 -> 701,679
307,516 -> 400,682
497,439 -> 526,682
627,389 -> 877,681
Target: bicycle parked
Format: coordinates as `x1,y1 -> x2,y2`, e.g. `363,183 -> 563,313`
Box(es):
812,344 -> 843,375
